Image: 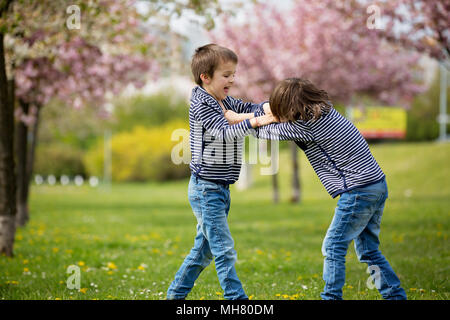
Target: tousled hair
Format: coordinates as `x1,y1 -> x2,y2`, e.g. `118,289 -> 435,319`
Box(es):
191,43 -> 238,85
269,78 -> 331,122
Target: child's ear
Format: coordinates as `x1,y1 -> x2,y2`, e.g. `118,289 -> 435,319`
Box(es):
200,73 -> 210,84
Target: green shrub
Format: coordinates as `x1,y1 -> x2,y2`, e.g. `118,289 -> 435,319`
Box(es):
111,93 -> 189,132
34,144 -> 87,177
84,120 -> 190,182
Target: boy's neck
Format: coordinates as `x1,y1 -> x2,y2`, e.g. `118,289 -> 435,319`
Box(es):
201,85 -> 224,101
199,85 -> 226,110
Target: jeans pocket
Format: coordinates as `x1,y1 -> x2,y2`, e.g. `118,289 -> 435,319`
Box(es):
355,191 -> 380,202
201,181 -> 221,194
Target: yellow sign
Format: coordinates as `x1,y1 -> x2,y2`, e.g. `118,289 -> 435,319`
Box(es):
351,106 -> 407,139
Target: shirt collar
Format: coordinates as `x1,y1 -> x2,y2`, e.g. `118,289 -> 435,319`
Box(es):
192,85 -> 225,114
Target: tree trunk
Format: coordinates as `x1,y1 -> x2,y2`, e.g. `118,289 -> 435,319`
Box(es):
15,100 -> 29,227
271,172 -> 279,204
16,104 -> 41,227
0,32 -> 17,256
290,141 -> 301,203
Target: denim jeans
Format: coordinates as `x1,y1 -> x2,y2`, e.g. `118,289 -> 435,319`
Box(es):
321,178 -> 407,300
167,175 -> 247,300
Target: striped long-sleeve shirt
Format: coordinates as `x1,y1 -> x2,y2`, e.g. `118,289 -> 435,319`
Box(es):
189,86 -> 264,184
254,106 -> 385,198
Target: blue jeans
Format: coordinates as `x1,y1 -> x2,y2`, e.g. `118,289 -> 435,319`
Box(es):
321,178 -> 407,300
167,175 -> 247,300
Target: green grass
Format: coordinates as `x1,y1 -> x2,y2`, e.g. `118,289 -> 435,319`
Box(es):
0,142 -> 449,300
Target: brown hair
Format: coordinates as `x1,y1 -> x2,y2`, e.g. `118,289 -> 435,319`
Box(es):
191,43 -> 238,85
269,78 -> 331,122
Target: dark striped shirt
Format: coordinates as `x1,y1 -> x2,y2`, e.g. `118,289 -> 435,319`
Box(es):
254,106 -> 385,198
189,86 -> 264,184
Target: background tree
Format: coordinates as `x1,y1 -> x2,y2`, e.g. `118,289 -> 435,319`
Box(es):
0,0 -> 16,256
328,0 -> 449,63
0,0 -> 243,257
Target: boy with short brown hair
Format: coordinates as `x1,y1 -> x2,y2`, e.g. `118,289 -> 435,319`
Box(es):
166,44 -> 275,300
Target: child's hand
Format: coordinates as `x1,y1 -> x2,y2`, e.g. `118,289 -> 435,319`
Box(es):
250,113 -> 279,128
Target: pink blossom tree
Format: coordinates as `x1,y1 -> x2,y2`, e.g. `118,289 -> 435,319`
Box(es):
13,36 -> 159,227
327,0 -> 449,62
6,0 -> 160,228
0,0 -> 240,256
213,1 -> 425,106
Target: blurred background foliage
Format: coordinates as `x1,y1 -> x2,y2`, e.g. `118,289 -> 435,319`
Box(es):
34,73 -> 448,182
35,93 -> 190,181
84,120 -> 190,182
406,69 -> 450,141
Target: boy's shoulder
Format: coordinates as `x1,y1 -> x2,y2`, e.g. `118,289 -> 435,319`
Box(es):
190,86 -> 212,106
190,86 -> 222,114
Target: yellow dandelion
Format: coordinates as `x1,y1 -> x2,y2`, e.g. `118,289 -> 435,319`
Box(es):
137,265 -> 146,271
79,288 -> 88,294
107,262 -> 117,270
52,247 -> 59,253
55,298 -> 61,300
249,295 -> 254,300
215,291 -> 222,296
78,261 -> 85,267
22,259 -> 29,264
23,267 -> 29,273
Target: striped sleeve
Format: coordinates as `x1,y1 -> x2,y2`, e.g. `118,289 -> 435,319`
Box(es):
224,96 -> 265,114
253,121 -> 315,142
253,101 -> 268,117
192,102 -> 253,142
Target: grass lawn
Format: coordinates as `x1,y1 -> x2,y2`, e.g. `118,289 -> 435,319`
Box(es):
0,141 -> 449,300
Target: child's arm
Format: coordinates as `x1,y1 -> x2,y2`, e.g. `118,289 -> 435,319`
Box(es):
253,120 -> 315,142
224,110 -> 254,125
224,103 -> 272,125
193,102 -> 276,143
224,96 -> 268,116
224,108 -> 312,142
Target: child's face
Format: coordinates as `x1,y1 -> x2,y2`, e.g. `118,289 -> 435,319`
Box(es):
201,60 -> 236,101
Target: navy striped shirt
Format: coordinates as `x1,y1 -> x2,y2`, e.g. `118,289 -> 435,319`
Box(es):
189,86 -> 264,184
254,106 -> 385,198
